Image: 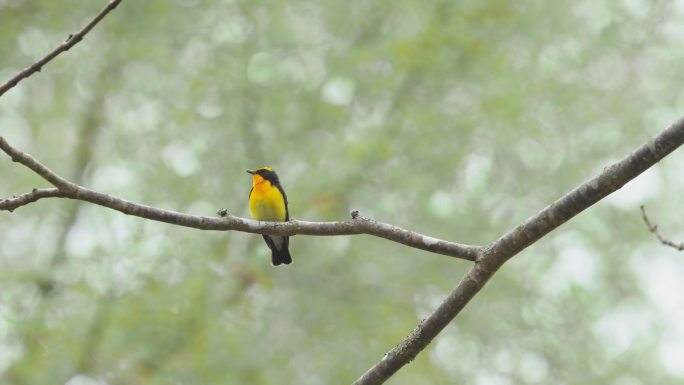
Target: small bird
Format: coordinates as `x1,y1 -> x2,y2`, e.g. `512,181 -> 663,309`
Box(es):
246,167 -> 292,266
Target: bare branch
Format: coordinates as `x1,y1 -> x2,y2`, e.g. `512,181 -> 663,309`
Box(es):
641,205 -> 684,251
353,117 -> 684,384
0,136 -> 480,262
0,188 -> 67,212
0,0 -> 123,97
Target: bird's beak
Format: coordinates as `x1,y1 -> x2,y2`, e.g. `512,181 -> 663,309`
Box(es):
246,169 -> 256,175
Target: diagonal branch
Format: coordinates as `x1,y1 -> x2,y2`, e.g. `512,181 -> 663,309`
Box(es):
0,0 -> 123,97
640,205 -> 684,251
0,136 -> 480,262
353,116 -> 684,384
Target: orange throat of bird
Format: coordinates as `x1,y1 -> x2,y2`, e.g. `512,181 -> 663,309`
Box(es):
252,174 -> 270,192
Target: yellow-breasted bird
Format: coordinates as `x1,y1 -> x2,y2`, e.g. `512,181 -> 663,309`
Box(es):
246,167 -> 292,266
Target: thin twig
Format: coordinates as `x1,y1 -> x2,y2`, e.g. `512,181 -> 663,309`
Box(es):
640,205 -> 684,251
353,117 -> 684,384
0,0 -> 123,97
0,136 -> 480,262
0,188 -> 67,212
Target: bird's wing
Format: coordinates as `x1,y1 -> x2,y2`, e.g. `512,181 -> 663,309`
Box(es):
274,183 -> 289,221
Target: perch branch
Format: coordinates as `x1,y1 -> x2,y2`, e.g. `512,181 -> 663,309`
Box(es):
0,136 -> 480,262
0,188 -> 67,212
0,0 -> 123,97
352,117 -> 684,384
640,205 -> 684,251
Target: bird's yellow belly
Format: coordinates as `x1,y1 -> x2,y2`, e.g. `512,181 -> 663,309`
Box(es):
249,185 -> 287,222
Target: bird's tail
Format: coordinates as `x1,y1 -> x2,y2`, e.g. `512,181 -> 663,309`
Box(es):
263,235 -> 293,266
272,247 -> 292,266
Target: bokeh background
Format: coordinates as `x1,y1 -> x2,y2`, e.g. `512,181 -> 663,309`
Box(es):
2,0 -> 684,384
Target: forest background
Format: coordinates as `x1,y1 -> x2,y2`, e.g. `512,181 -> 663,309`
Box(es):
2,1 -> 684,384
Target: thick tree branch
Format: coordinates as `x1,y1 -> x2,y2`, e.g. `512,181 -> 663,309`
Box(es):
0,136 -> 480,262
641,205 -> 684,251
353,117 -> 684,385
0,0 -> 123,97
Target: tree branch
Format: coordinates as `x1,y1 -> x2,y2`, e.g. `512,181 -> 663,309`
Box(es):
0,188 -> 67,212
640,205 -> 684,251
0,0 -> 123,97
0,136 -> 480,262
353,116 -> 684,385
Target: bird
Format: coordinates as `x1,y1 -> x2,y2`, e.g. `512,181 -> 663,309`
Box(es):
246,167 -> 293,266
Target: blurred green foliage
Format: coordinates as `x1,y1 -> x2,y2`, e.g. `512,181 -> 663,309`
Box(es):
2,0 -> 684,384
